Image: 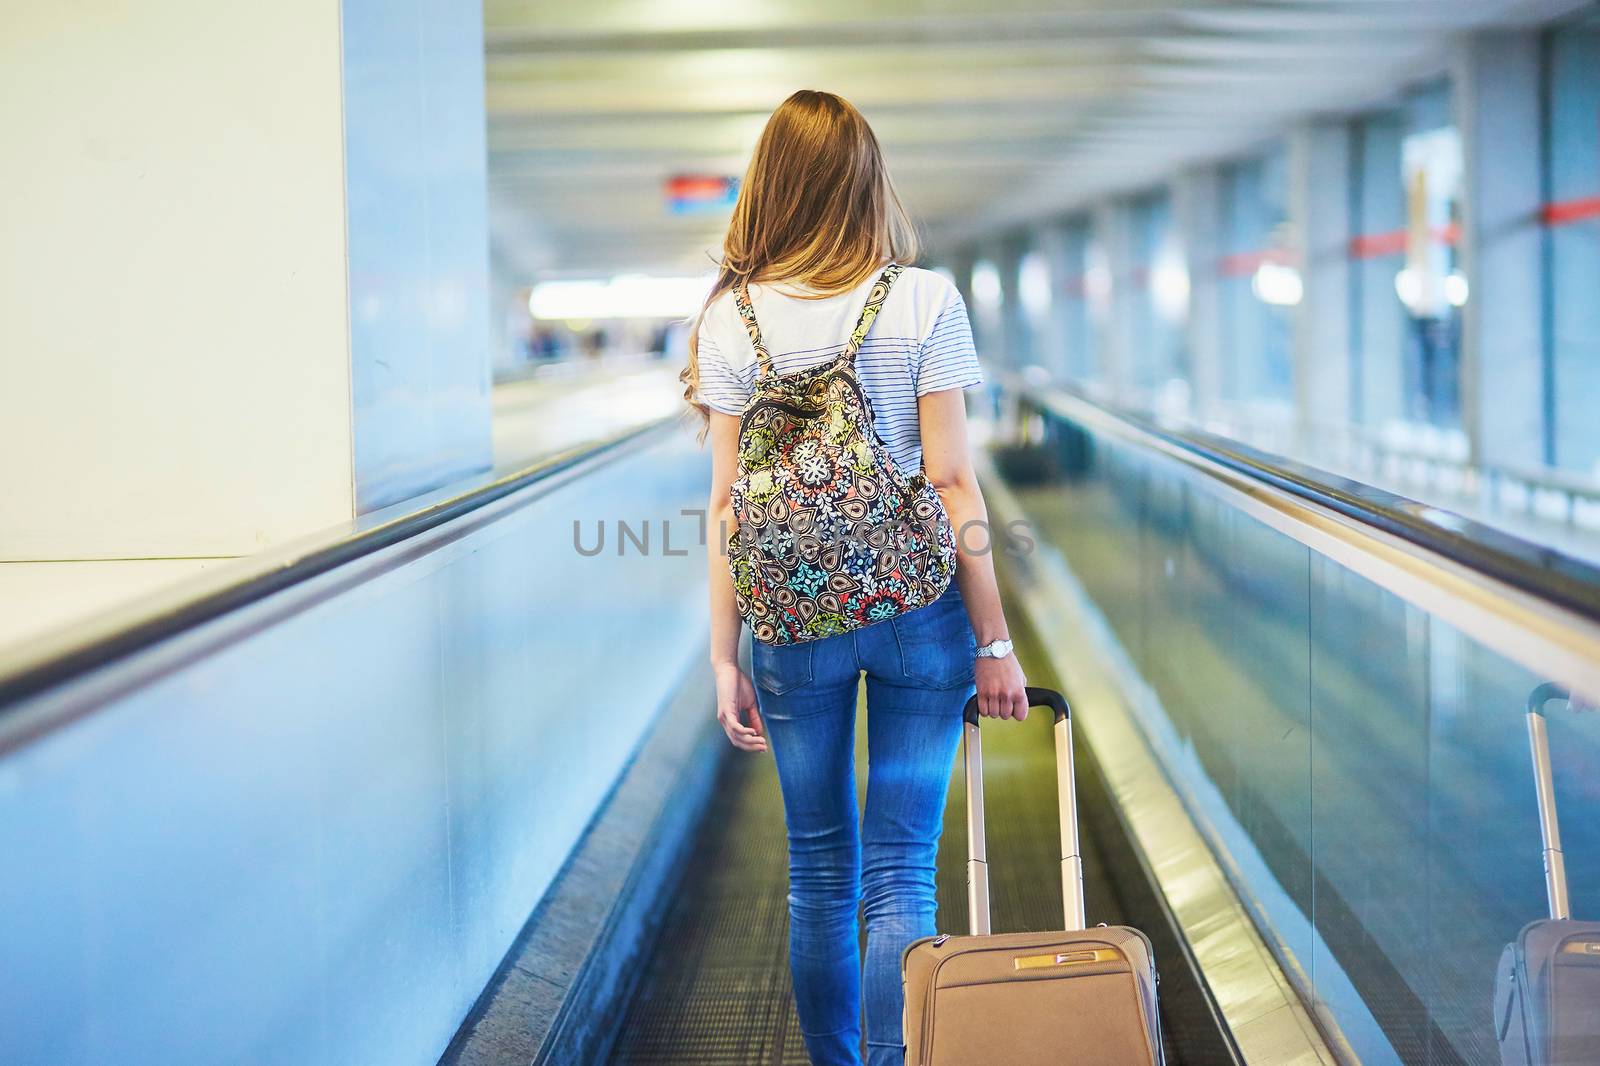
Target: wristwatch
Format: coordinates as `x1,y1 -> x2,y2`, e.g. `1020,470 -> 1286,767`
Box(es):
975,637 -> 1013,660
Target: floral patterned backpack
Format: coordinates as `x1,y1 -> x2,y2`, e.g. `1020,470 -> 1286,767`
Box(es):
727,263 -> 958,646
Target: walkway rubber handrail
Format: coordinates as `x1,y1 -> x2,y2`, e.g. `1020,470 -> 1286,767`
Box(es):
1011,382 -> 1600,698
0,416 -> 681,714
1019,383 -> 1600,625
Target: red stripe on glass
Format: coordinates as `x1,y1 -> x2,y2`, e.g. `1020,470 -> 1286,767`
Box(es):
1542,196 -> 1600,226
1216,249 -> 1293,277
1347,223 -> 1460,259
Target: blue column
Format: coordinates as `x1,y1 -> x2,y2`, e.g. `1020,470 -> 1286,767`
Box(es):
1290,121 -> 1354,447
1031,222 -> 1072,381
998,234 -> 1033,369
1095,202 -> 1137,404
1454,31 -> 1545,470
1176,168 -> 1225,423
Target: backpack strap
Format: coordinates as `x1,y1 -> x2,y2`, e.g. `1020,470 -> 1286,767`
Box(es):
732,281 -> 775,378
842,263 -> 903,366
735,263 -> 903,377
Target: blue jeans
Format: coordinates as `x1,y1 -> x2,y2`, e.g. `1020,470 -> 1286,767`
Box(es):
752,584 -> 976,1066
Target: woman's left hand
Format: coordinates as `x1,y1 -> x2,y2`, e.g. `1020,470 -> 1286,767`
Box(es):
714,661 -> 767,752
974,654 -> 1029,720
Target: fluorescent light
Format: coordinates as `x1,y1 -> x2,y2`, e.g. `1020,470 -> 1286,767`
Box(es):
1018,252 -> 1052,318
1151,244 -> 1189,322
1394,267 -> 1422,312
529,274 -> 715,321
1252,261 -> 1302,307
971,260 -> 1003,312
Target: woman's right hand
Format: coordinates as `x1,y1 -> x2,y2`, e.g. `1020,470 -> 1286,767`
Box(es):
715,661 -> 767,753
974,652 -> 1029,720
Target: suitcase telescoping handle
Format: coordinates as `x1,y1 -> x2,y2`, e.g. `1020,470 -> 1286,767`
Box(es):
960,686 -> 1084,937
1527,683 -> 1572,921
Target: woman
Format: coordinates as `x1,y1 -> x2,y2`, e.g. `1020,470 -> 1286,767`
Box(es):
682,89 -> 1029,1066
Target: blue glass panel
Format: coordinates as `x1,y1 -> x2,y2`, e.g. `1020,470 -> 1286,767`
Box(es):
1015,396 -> 1600,1064
1547,19 -> 1600,473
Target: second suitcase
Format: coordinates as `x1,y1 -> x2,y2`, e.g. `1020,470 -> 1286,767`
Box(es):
1494,683 -> 1600,1065
901,687 -> 1163,1066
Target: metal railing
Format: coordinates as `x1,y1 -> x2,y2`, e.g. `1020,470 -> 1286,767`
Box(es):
0,415 -> 680,741
1006,379 -> 1600,701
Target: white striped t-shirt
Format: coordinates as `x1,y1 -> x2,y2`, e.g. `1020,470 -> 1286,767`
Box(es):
694,266 -> 984,474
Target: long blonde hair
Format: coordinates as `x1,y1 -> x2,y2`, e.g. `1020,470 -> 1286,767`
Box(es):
681,90 -> 919,434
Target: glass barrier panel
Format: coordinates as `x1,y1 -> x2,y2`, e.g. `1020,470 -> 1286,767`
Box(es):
1002,397 -> 1599,1064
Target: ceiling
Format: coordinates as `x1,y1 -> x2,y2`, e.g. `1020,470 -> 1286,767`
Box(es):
484,0 -> 1582,282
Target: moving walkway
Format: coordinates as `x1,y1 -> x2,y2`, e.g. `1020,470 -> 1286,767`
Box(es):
2,380 -> 1594,1066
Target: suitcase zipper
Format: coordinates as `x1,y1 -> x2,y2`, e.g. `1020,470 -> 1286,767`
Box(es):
918,937 -> 1127,1065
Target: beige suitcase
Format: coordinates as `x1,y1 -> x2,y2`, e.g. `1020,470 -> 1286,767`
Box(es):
902,687 -> 1163,1066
